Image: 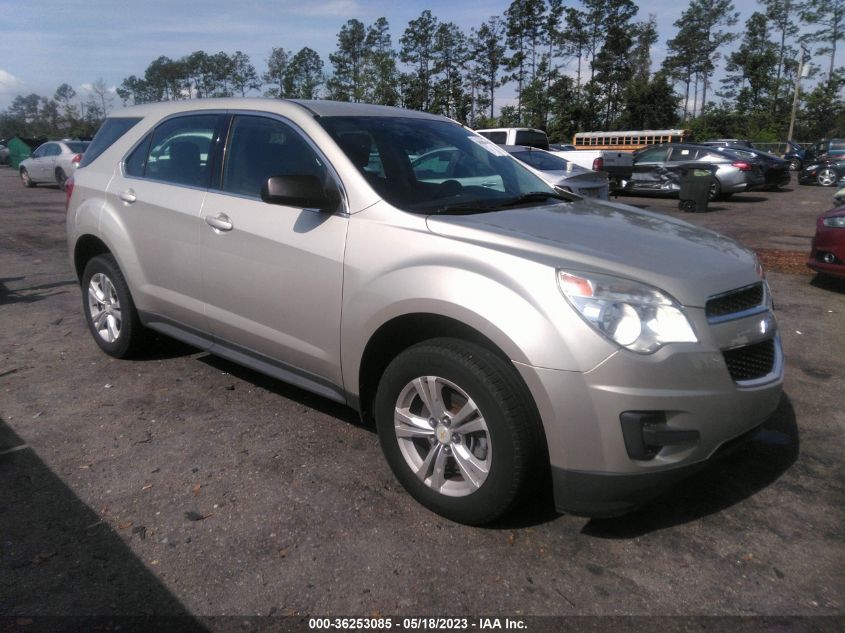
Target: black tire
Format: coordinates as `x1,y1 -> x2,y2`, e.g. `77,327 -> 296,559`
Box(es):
374,338 -> 541,525
789,158 -> 802,171
81,254 -> 147,358
708,179 -> 722,201
55,167 -> 68,190
20,168 -> 34,188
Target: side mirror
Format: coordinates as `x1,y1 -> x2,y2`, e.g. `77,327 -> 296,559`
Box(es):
261,175 -> 340,211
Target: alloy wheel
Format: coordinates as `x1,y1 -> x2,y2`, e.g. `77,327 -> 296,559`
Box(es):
87,273 -> 123,343
393,375 -> 491,497
818,168 -> 837,187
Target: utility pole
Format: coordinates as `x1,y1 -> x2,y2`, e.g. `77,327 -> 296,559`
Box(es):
787,46 -> 810,142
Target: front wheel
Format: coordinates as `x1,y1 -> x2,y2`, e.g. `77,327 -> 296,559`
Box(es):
789,158 -> 802,171
81,254 -> 147,358
20,168 -> 34,188
374,338 -> 541,525
708,179 -> 722,201
817,167 -> 838,187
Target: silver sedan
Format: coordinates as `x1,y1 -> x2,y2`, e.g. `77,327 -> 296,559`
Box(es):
19,140 -> 90,189
503,145 -> 610,200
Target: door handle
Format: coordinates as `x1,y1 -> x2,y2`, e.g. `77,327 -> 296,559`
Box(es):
205,213 -> 233,232
119,190 -> 137,204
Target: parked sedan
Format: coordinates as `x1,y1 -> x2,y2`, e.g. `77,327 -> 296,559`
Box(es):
799,157 -> 845,187
503,145 -> 610,200
625,143 -> 765,200
19,140 -> 90,189
710,146 -> 790,189
807,205 -> 845,279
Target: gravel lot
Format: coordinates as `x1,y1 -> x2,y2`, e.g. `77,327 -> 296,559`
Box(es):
1,166 -> 843,628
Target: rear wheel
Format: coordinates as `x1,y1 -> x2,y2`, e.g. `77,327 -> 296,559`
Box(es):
817,167 -> 838,187
374,338 -> 541,525
20,168 -> 34,188
789,158 -> 802,171
81,254 -> 147,358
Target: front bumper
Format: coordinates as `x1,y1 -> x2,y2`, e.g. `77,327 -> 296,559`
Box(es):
550,421 -> 763,517
515,310 -> 783,517
808,226 -> 845,278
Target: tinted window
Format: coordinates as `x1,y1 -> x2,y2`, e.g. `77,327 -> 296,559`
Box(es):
79,117 -> 142,168
124,133 -> 152,177
145,114 -> 219,187
222,115 -> 329,198
635,147 -> 670,162
514,130 -> 549,150
667,147 -> 700,162
831,141 -> 845,151
512,150 -> 569,171
478,131 -> 507,144
31,145 -> 47,159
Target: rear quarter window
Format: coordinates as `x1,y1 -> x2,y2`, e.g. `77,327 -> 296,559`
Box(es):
78,117 -> 142,168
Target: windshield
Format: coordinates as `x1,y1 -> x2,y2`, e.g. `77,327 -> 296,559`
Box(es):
318,116 -> 556,214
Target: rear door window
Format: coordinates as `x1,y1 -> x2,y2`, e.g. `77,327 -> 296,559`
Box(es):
635,147 -> 670,163
144,114 -> 221,187
667,147 -> 700,162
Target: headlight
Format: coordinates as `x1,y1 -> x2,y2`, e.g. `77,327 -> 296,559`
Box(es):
823,216 -> 845,228
557,270 -> 698,354
805,164 -> 819,172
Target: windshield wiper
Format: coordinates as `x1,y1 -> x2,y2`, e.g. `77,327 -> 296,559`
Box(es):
426,202 -> 501,215
424,192 -> 568,215
495,191 -> 569,208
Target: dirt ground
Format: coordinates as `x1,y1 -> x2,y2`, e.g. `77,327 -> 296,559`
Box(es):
1,166 -> 843,630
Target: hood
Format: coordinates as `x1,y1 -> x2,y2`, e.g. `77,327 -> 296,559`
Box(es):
426,199 -> 760,307
822,204 -> 845,219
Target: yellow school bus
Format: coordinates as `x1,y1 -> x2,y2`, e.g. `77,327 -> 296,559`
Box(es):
572,129 -> 692,151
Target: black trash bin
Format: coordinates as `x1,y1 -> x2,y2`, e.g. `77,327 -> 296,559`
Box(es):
678,163 -> 716,213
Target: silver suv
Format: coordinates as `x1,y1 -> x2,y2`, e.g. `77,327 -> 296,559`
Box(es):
67,99 -> 783,524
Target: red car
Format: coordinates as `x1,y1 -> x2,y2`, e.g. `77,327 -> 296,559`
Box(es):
808,206 -> 845,279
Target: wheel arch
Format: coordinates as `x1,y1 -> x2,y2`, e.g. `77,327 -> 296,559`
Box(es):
73,234 -> 112,281
357,313 -> 538,432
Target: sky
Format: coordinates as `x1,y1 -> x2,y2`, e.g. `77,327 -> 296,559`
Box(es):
0,0 -> 826,112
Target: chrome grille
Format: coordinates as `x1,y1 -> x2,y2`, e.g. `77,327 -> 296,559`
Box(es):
723,339 -> 776,382
706,283 -> 765,321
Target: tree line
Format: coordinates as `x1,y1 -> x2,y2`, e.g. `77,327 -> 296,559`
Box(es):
2,0 -> 843,144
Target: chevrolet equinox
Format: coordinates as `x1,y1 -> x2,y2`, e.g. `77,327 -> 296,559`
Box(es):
67,99 -> 783,524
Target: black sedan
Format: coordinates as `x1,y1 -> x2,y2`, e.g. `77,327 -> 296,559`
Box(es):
799,158 -> 845,187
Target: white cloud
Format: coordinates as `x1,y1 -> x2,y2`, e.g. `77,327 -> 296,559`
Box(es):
0,69 -> 26,108
0,69 -> 24,91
